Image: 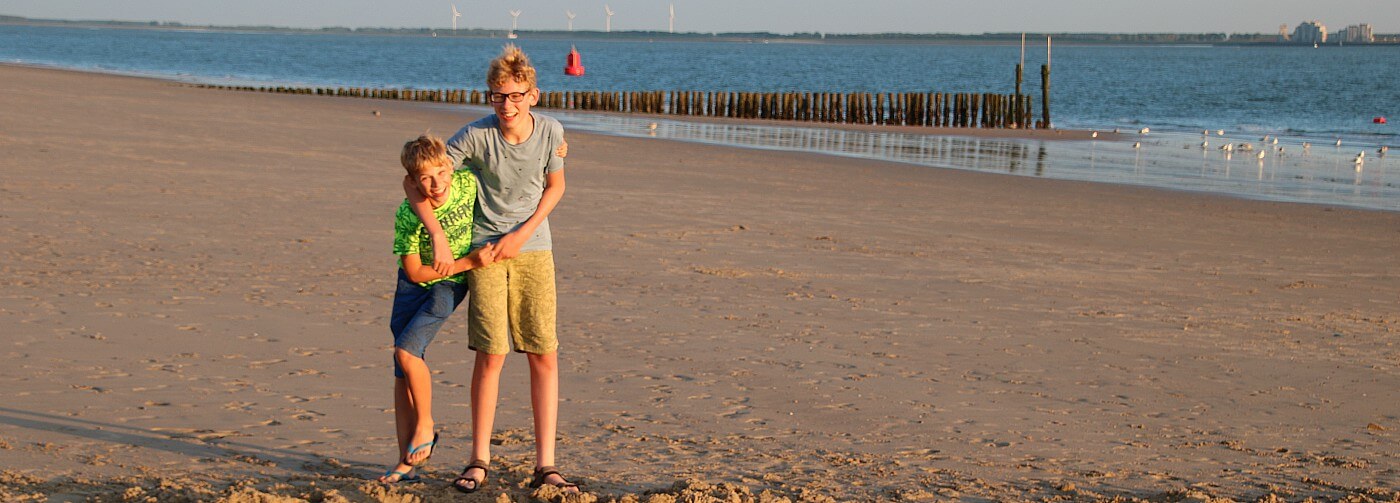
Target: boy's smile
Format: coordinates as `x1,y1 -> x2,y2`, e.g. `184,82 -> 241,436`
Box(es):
490,80 -> 537,137
414,160 -> 454,207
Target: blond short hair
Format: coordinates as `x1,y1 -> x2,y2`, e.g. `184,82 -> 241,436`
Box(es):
400,134 -> 449,175
487,44 -> 537,89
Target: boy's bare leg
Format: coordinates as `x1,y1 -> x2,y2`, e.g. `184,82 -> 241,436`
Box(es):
470,352 -> 507,466
378,378 -> 416,482
527,351 -> 576,491
394,349 -> 436,466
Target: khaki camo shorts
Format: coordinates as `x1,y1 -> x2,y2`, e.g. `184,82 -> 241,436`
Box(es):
466,250 -> 557,355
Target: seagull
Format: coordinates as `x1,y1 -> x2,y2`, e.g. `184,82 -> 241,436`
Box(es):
1302,142 -> 1311,150
1336,138 -> 1343,147
1202,130 -> 1210,136
1217,130 -> 1225,136
1133,142 -> 1141,149
1221,143 -> 1234,151
1256,151 -> 1266,160
1201,140 -> 1209,148
1139,127 -> 1150,134
648,122 -> 658,131
1091,131 -> 1099,138
1261,135 -> 1270,142
1272,138 -> 1279,145
1380,146 -> 1390,155
372,110 -> 380,116
1113,128 -> 1121,134
1358,151 -> 1365,159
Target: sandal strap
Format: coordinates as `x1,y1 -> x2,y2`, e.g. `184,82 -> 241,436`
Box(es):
531,466 -> 579,489
456,461 -> 489,483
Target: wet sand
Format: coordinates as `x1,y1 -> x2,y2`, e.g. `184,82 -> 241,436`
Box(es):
1,64 -> 1396,502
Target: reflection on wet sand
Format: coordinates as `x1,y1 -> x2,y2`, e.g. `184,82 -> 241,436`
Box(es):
566,112 -> 1039,173
546,110 -> 1398,212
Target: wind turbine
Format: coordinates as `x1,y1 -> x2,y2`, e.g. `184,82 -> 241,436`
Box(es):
508,9 -> 520,38
451,4 -> 461,32
669,4 -> 674,33
566,10 -> 575,31
604,5 -> 614,33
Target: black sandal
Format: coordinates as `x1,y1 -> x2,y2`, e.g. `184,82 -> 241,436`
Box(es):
452,459 -> 489,494
529,465 -> 580,491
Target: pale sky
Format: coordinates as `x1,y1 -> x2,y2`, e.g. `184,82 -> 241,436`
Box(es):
4,0 -> 1395,34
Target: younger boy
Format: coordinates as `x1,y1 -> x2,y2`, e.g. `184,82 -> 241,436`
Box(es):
406,44 -> 576,493
380,135 -> 494,484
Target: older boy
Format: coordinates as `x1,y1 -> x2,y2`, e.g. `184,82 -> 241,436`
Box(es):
407,44 -> 576,493
381,135 -> 494,484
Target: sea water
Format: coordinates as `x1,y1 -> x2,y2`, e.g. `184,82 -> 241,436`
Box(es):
3,24 -> 1397,210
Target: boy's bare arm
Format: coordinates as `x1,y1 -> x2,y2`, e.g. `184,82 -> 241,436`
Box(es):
454,242 -> 498,272
402,175 -> 454,276
495,170 -> 565,260
400,254 -> 448,284
402,244 -> 496,284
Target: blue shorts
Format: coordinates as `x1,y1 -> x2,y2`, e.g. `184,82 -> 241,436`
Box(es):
389,269 -> 468,378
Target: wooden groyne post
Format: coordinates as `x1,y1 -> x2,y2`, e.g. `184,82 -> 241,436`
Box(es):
1016,33 -> 1025,128
1040,35 -> 1052,128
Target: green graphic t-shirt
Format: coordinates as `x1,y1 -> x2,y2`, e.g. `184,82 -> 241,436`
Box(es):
392,170 -> 477,287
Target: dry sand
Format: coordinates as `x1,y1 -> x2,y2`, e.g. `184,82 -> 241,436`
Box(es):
0,64 -> 1396,502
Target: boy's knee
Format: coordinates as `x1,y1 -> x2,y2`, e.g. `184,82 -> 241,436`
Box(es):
526,352 -> 558,372
475,352 -> 507,370
394,347 -> 424,367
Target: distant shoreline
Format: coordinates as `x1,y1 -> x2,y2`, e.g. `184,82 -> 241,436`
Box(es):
5,15 -> 1400,46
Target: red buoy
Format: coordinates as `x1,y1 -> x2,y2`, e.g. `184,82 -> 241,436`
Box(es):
564,46 -> 585,77
1375,117 -> 1388,124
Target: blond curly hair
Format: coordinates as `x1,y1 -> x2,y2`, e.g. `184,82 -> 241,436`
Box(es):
487,44 -> 537,89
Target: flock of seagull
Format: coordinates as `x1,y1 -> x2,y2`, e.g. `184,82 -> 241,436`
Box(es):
1097,127 -> 1390,173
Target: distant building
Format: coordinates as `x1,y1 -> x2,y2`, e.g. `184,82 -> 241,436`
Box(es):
1340,24 -> 1374,44
1278,24 -> 1291,42
1292,20 -> 1327,45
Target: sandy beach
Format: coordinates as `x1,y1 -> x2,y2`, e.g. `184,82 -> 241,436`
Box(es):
1,64 -> 1396,502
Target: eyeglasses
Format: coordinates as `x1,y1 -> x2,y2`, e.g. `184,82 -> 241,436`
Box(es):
488,91 -> 529,103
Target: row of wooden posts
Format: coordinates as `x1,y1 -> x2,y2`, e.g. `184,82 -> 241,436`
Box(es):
540,90 -> 1041,129
198,64 -> 1052,129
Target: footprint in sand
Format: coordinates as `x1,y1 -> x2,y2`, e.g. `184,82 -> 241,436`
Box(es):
247,359 -> 286,369
719,397 -> 752,418
292,410 -> 325,421
151,428 -> 246,441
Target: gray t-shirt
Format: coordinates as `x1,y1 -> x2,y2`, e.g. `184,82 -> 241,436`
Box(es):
445,112 -> 565,252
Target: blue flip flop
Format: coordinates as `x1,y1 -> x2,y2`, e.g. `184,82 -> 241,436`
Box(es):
405,432 -> 440,467
379,468 -> 421,484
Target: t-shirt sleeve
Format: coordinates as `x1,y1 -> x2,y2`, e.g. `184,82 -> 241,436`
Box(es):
545,119 -> 565,174
392,202 -> 422,257
445,124 -> 476,170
